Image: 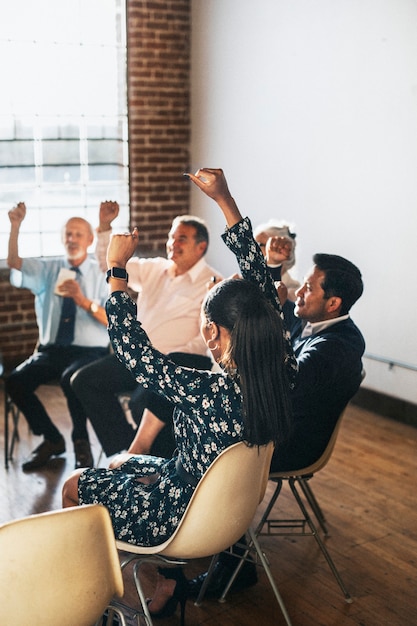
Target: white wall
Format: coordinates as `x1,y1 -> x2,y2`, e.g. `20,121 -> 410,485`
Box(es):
190,0 -> 417,404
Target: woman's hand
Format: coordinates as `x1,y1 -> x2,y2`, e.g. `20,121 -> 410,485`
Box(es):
185,168 -> 243,228
106,227 -> 139,269
185,168 -> 233,204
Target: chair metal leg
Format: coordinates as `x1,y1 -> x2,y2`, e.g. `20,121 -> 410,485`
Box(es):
4,390 -> 20,469
95,605 -> 129,625
4,387 -> 9,469
247,527 -> 293,626
194,553 -> 220,606
199,527 -> 293,624
217,540 -> 253,602
132,560 -> 154,626
287,478 -> 352,602
298,476 -> 329,535
254,478 -> 284,534
119,553 -> 187,626
119,554 -> 154,626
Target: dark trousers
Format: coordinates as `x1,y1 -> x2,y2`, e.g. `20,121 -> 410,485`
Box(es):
71,352 -> 212,457
5,345 -> 109,443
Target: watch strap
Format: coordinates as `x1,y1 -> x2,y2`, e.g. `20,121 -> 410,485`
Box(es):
106,267 -> 129,283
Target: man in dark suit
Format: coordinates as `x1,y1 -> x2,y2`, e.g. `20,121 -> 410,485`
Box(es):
270,252 -> 365,472
187,251 -> 365,597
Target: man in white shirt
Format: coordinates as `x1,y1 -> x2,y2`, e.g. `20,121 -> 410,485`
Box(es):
71,202 -> 222,459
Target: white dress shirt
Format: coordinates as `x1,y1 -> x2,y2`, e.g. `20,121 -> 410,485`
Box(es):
97,229 -> 221,356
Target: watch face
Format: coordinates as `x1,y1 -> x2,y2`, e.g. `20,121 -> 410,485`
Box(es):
90,301 -> 99,313
113,267 -> 128,279
106,267 -> 129,283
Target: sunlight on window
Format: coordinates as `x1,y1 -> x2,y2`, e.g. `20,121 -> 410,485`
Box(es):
0,0 -> 129,258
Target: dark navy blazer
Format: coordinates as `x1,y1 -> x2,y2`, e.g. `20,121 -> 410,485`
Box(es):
271,307 -> 365,472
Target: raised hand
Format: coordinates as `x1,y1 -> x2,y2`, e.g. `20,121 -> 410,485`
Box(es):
99,200 -> 120,231
266,236 -> 293,266
185,168 -> 242,228
8,202 -> 26,227
106,227 -> 139,269
185,168 -> 233,203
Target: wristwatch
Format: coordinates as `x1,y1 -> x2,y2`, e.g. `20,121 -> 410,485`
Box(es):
106,267 -> 129,283
89,301 -> 99,315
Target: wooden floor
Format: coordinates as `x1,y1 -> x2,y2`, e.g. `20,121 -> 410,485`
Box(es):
1,384 -> 417,626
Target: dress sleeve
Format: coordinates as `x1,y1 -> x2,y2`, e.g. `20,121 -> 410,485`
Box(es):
222,217 -> 298,388
106,290 -> 227,408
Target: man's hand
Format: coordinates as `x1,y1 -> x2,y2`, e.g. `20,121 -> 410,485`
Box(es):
266,236 -> 293,266
8,202 -> 26,227
275,280 -> 288,306
98,200 -> 119,232
56,279 -> 84,305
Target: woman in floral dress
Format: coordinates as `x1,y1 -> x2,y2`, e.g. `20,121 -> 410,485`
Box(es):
62,167 -> 297,616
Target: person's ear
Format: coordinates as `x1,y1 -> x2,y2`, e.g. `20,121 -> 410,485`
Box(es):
327,296 -> 342,314
210,321 -> 220,339
197,240 -> 207,255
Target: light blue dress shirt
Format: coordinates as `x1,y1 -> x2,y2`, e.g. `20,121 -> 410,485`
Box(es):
10,256 -> 109,348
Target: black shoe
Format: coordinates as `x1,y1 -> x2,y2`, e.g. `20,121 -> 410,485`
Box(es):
22,436 -> 66,472
148,567 -> 188,626
187,559 -> 258,599
74,439 -> 94,469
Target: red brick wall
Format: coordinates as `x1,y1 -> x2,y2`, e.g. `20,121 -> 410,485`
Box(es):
127,0 -> 191,253
0,0 -> 191,371
0,270 -> 38,371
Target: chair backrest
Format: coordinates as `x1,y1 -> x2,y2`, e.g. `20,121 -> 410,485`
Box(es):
272,408 -> 346,478
117,441 -> 274,560
165,441 -> 274,559
272,370 -> 367,479
0,504 -> 124,626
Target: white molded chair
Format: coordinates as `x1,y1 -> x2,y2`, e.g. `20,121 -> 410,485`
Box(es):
211,408 -> 352,606
0,504 -> 127,626
113,441 -> 293,626
256,408 -> 352,601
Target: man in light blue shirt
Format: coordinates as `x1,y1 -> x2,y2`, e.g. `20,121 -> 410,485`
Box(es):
6,202 -> 109,471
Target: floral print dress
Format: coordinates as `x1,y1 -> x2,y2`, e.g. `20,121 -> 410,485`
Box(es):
78,217 -> 297,546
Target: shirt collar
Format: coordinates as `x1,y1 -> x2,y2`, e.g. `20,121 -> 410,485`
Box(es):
301,314 -> 350,338
166,256 -> 207,282
67,255 -> 92,276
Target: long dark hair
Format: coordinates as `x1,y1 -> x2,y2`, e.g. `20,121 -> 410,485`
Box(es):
203,278 -> 292,447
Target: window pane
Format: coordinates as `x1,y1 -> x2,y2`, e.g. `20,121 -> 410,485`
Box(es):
0,0 -> 128,259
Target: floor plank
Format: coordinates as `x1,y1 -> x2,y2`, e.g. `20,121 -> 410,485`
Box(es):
1,383 -> 417,625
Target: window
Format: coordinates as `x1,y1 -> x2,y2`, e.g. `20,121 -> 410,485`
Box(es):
0,0 -> 129,258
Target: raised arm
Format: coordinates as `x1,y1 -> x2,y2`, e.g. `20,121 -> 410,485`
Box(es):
95,200 -> 120,272
7,202 -> 26,270
186,168 -> 276,301
185,168 -> 242,228
186,167 -> 298,386
106,227 -> 139,293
